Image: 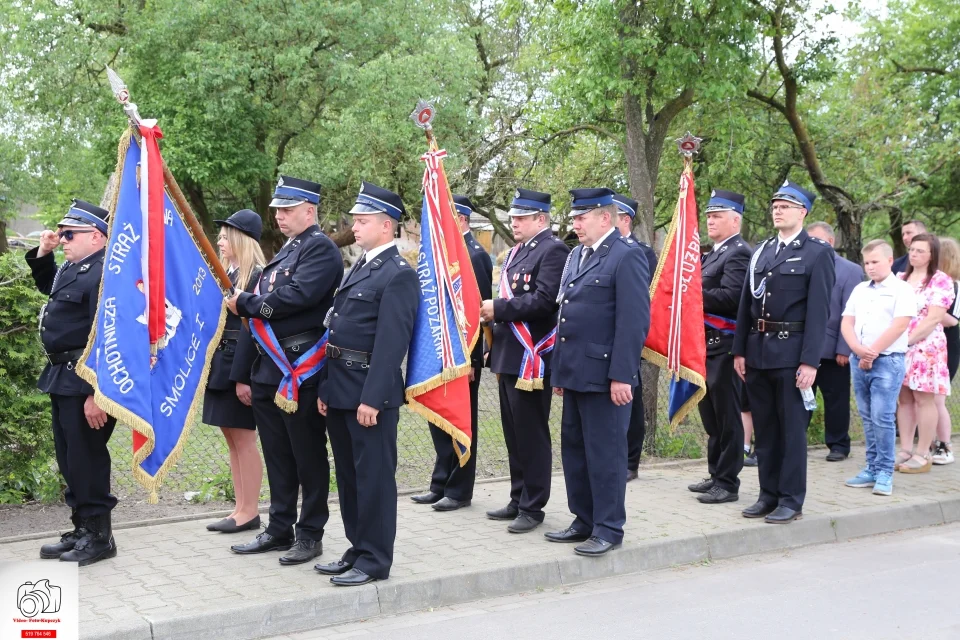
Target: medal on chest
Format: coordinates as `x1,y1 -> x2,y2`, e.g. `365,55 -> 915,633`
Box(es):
268,269 -> 278,292
522,274 -> 531,291
512,273 -> 519,290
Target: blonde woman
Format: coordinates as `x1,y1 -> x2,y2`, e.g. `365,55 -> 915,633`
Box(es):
932,237 -> 960,464
204,210 -> 266,532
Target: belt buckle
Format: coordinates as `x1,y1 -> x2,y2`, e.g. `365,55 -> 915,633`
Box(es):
328,345 -> 340,359
756,319 -> 766,332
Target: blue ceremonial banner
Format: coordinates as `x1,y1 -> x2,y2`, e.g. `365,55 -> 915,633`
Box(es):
77,129 -> 227,501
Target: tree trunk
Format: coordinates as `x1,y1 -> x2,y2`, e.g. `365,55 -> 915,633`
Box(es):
0,220 -> 8,254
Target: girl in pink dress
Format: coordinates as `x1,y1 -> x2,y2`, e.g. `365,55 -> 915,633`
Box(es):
897,234 -> 954,473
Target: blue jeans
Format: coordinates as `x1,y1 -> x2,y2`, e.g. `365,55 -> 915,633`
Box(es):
851,353 -> 906,476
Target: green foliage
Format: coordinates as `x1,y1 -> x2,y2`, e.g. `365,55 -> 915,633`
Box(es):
0,251 -> 61,503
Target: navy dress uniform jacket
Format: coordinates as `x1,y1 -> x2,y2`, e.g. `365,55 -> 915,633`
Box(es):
465,232 -> 494,368
319,245 -> 419,410
26,247 -> 105,396
821,254 -> 864,359
551,232 -> 650,392
236,225 -> 343,385
490,228 -> 569,375
733,230 -> 836,370
701,235 -> 751,356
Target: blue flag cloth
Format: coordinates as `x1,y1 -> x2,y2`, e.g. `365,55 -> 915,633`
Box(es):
77,129 -> 227,501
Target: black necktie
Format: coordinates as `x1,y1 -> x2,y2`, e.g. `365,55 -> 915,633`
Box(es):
580,247 -> 594,269
356,255 -> 367,270
776,241 -> 786,255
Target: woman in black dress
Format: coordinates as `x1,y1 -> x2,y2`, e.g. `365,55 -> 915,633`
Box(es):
204,210 -> 266,532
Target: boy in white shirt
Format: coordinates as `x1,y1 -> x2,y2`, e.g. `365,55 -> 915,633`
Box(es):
840,240 -> 917,496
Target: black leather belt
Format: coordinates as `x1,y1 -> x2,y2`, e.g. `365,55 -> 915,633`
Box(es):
222,329 -> 241,341
46,348 -> 84,365
705,328 -> 728,344
255,329 -> 323,355
326,344 -> 371,365
752,320 -> 804,333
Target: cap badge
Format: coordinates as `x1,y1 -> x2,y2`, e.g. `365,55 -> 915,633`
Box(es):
514,189 -> 521,199
711,190 -> 716,197
277,177 -> 284,187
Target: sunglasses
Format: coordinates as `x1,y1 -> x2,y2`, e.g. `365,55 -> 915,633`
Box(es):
58,229 -> 96,241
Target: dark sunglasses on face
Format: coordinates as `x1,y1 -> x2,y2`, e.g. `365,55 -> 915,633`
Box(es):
58,229 -> 96,241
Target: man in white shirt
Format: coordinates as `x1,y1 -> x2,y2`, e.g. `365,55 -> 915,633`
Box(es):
840,239 -> 916,497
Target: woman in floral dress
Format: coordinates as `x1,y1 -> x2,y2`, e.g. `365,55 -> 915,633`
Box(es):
897,234 -> 954,473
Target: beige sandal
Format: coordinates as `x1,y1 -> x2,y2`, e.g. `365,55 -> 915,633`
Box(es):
894,450 -> 913,470
898,454 -> 932,474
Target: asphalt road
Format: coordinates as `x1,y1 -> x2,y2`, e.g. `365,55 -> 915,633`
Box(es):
269,522 -> 960,640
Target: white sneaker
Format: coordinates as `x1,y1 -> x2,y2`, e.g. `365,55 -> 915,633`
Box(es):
932,441 -> 955,465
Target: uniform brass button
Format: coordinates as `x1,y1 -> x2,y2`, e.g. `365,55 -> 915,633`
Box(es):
595,279 -> 599,283
768,272 -> 772,276
767,292 -> 771,297
330,330 -> 335,334
604,354 -> 608,358
334,313 -> 339,317
561,337 -> 566,342
790,269 -> 795,273
561,318 -> 565,322
569,283 -> 574,288
357,293 -> 362,297
765,313 -> 771,318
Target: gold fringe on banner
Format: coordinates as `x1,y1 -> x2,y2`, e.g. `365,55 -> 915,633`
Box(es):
76,127 -> 228,503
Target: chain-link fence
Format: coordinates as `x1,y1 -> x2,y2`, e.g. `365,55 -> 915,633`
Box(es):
105,370 -> 960,504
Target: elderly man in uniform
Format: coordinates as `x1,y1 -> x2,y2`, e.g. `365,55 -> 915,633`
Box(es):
547,188 -> 649,556
315,182 -> 419,586
613,193 -> 657,481
479,188 -> 569,533
733,181 -> 835,524
227,176 -> 343,564
28,200 -> 117,566
688,190 -> 751,504
806,221 -> 864,462
412,194 -> 493,511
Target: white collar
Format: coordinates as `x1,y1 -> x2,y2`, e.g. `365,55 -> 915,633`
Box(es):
587,227 -> 618,252
712,233 -> 738,252
524,227 -> 552,246
870,273 -> 899,288
777,229 -> 803,247
362,240 -> 396,263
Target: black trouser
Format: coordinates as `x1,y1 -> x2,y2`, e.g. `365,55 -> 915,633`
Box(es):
745,367 -> 811,511
697,352 -> 744,492
626,370 -> 645,471
812,357 -> 851,455
251,381 -> 329,541
497,373 -> 553,520
428,367 -> 481,501
561,390 -> 631,544
326,406 -> 398,580
50,394 -> 117,518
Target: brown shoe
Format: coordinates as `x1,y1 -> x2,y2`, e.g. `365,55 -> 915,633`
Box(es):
898,454 -> 931,474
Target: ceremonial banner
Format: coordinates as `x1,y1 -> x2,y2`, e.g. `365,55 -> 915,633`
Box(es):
642,160 -> 707,428
405,142 -> 481,465
77,127 -> 228,501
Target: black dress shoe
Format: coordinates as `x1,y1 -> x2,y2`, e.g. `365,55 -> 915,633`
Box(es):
330,568 -> 376,586
40,527 -> 87,559
219,515 -> 261,534
411,491 -> 443,504
741,501 -> 777,518
432,497 -> 470,511
626,469 -> 639,482
743,451 -> 758,467
230,532 -> 294,554
764,506 -> 802,524
544,527 -> 590,543
315,560 -> 353,575
206,518 -> 233,532
688,478 -> 715,493
486,504 -> 519,520
574,536 -> 619,557
825,449 -> 848,462
507,513 -> 541,533
279,539 -> 323,565
697,485 -> 739,504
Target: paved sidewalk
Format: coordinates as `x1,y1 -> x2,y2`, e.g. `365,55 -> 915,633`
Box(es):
2,446 -> 959,640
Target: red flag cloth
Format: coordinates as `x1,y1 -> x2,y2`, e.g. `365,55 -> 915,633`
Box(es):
404,144 -> 481,465
641,162 -> 707,427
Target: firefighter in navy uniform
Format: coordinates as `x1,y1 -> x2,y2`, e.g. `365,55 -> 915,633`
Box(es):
227,176 -> 343,564
412,194 -> 494,511
547,188 -> 649,557
27,200 -> 118,566
612,193 -> 658,481
733,181 -> 835,524
479,188 -> 570,534
688,190 -> 751,504
315,182 -> 419,587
